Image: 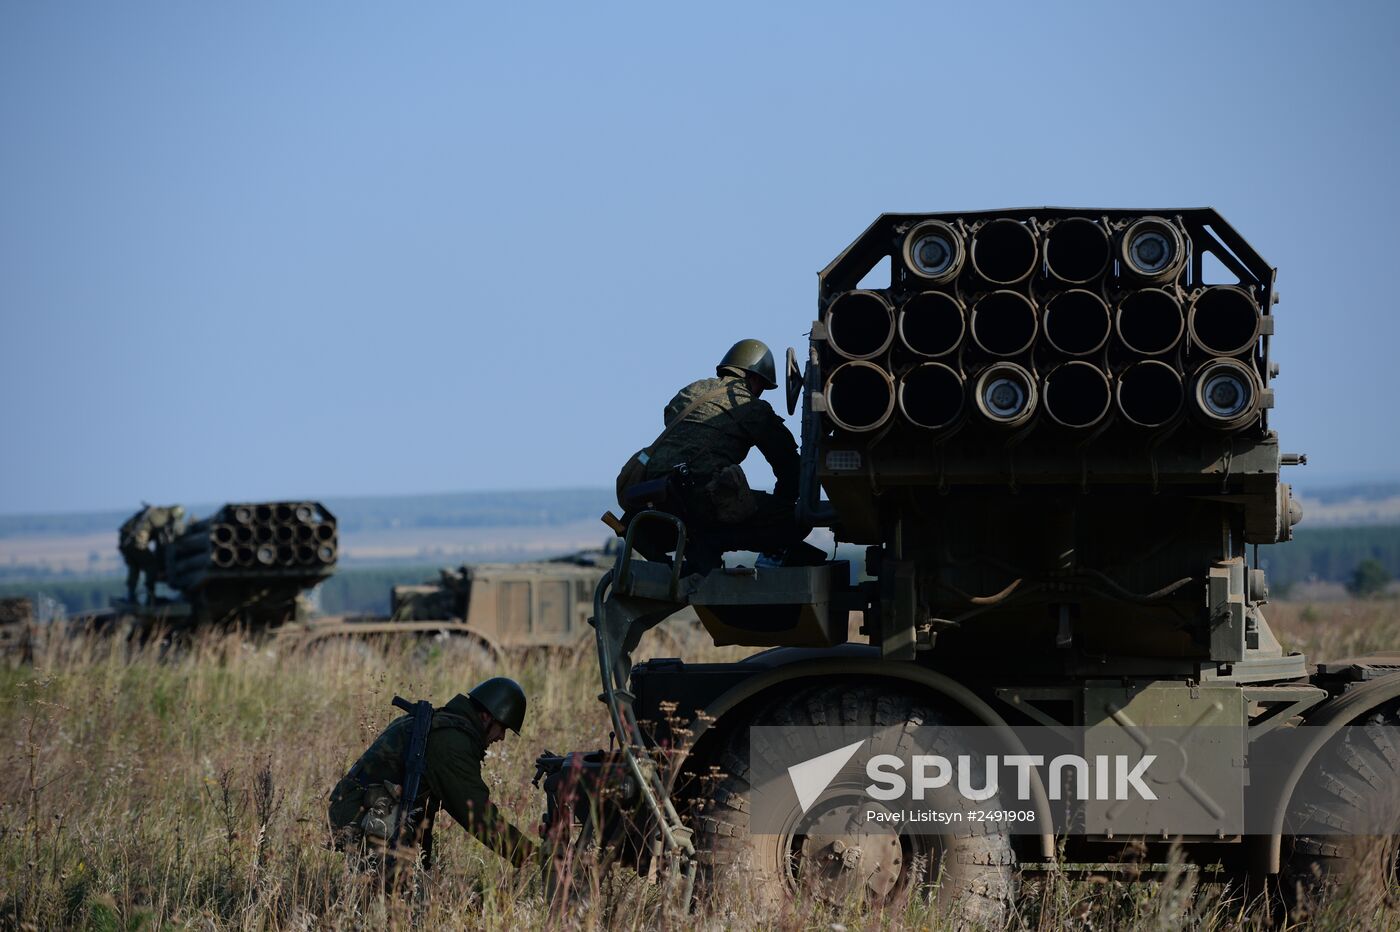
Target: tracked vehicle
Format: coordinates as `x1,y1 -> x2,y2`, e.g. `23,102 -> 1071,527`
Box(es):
538,209 -> 1400,917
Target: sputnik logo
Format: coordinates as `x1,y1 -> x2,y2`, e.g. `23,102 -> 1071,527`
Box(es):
783,738 -> 1160,810
787,739 -> 866,813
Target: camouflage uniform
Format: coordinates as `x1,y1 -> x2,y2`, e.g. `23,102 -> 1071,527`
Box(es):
118,505 -> 184,603
637,374 -> 803,570
327,693 -> 535,872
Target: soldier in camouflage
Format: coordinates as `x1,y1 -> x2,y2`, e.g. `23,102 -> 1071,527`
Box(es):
630,339 -> 816,572
118,504 -> 185,604
327,677 -> 536,876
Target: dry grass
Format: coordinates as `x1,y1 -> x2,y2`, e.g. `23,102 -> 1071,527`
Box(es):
1269,597 -> 1400,661
1,601 -> 1397,930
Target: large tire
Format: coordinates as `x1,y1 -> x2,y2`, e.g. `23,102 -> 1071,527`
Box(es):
687,685 -> 1015,925
1283,702 -> 1400,911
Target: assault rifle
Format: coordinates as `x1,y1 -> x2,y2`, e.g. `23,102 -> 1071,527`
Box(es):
389,695 -> 433,848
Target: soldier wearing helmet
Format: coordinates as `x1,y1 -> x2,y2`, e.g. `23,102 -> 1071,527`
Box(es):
327,676 -> 536,874
622,339 -> 817,572
118,504 -> 187,604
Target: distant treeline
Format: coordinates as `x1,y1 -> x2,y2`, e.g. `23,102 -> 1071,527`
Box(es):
1256,525 -> 1400,592
0,565 -> 444,618
3,526 -> 1397,618
323,490 -> 615,532
0,510 -> 134,538
314,564 -> 442,615
1299,482 -> 1400,505
0,489 -> 616,539
0,577 -> 126,615
9,484 -> 1400,540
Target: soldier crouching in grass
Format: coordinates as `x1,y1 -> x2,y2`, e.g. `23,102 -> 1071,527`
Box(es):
327,677 -> 538,891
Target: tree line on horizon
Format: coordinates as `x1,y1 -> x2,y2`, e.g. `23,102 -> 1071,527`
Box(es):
1,525 -> 1397,618
7,483 -> 1400,540
0,489 -> 617,539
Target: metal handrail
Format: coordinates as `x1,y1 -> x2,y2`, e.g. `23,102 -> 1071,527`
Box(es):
618,509 -> 687,600
586,511 -> 699,905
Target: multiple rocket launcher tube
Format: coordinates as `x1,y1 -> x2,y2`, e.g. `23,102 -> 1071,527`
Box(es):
169,501 -> 338,581
821,216 -> 1268,435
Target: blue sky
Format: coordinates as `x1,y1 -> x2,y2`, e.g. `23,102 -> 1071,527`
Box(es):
1,1 -> 1397,514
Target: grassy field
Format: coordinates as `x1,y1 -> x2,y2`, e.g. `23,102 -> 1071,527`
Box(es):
1,599 -> 1398,930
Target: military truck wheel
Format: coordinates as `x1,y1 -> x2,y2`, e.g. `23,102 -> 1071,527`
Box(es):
1283,702 -> 1400,911
688,685 -> 1015,925
412,629 -> 501,670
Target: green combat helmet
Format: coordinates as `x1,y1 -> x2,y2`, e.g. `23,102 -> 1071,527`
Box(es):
717,338 -> 777,390
468,677 -> 527,734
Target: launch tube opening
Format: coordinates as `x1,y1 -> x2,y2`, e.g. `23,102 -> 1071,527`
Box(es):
826,290 -> 895,360
1117,289 -> 1183,355
825,361 -> 896,432
899,362 -> 964,430
973,362 -> 1037,427
972,291 -> 1037,356
1043,362 -> 1112,429
1045,218 -> 1110,283
1193,358 -> 1260,430
903,220 -> 964,282
1189,286 -> 1261,356
971,219 -> 1038,284
1044,290 -> 1111,356
899,291 -> 964,357
1116,360 -> 1184,428
1119,216 -> 1186,282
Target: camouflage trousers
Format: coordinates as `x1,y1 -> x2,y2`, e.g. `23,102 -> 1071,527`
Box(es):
628,484 -> 806,573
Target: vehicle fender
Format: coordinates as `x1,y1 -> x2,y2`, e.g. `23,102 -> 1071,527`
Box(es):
672,645 -> 1055,858
286,620 -> 505,660
1261,665 -> 1400,873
